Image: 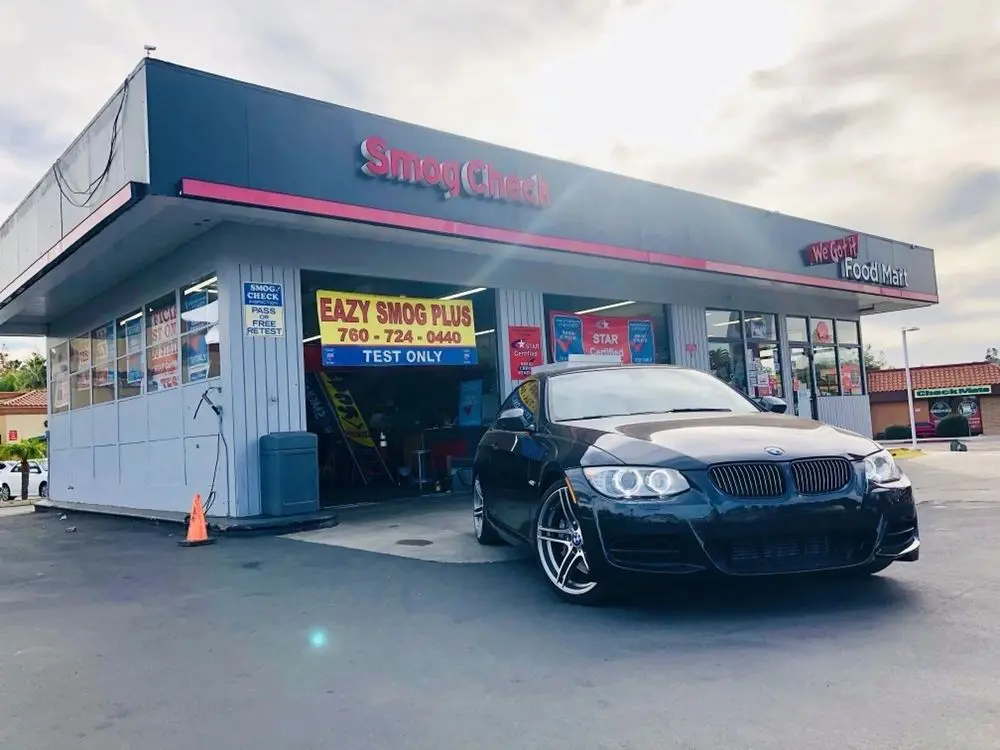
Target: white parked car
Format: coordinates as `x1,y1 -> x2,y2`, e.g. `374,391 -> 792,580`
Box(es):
0,459 -> 48,501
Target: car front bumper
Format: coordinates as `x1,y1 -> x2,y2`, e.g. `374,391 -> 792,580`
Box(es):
564,467 -> 919,578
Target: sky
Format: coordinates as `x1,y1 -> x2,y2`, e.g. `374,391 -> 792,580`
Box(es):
1,0 -> 997,368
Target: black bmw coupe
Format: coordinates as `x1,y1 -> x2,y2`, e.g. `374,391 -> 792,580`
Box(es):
472,363 -> 919,604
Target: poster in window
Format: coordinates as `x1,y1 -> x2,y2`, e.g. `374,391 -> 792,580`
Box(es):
182,330 -> 210,382
125,354 -> 143,385
52,378 -> 70,410
69,335 -> 91,374
50,343 -> 69,378
182,290 -> 215,333
147,297 -> 179,346
507,325 -> 543,381
147,340 -> 179,391
124,317 -> 143,355
92,323 -> 114,364
549,312 -> 655,364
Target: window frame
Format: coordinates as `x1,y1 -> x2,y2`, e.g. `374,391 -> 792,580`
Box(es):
785,315 -> 865,398
180,273 -> 221,384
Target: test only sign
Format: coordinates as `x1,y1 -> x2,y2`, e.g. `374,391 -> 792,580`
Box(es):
316,289 -> 477,367
243,282 -> 285,338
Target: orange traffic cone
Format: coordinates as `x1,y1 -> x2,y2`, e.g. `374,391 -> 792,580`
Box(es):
179,493 -> 216,547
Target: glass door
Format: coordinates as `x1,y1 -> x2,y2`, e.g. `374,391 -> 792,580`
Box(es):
790,346 -> 816,419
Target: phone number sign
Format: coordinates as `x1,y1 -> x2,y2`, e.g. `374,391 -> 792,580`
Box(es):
244,282 -> 285,338
316,289 -> 478,367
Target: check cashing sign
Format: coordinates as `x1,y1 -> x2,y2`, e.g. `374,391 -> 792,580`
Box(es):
316,290 -> 478,367
244,282 -> 285,337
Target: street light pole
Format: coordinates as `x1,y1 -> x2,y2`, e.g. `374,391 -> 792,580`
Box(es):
901,326 -> 920,449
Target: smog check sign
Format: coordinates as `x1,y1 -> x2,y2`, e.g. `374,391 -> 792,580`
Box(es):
243,282 -> 285,338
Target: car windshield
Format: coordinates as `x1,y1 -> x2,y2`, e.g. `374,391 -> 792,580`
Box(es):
547,367 -> 762,422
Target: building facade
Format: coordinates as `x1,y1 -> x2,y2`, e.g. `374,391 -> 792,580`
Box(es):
868,363 -> 1000,438
0,59 -> 939,518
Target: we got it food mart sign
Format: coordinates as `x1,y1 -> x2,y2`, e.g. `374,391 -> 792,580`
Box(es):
243,282 -> 285,337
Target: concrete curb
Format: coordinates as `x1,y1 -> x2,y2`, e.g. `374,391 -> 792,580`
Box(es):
32,500 -> 338,536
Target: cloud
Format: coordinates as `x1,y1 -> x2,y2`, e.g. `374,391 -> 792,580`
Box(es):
1,0 -> 997,369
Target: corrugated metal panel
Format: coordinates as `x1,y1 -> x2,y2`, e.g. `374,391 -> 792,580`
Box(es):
817,396 -> 873,437
495,289 -> 547,397
224,263 -> 305,517
669,304 -> 710,371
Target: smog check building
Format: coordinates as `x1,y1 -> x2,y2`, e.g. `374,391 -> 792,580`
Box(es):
0,60 -> 939,520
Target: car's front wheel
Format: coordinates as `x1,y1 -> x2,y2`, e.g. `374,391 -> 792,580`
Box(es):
0,483 -> 9,503
473,477 -> 504,545
38,481 -> 48,498
534,480 -> 606,605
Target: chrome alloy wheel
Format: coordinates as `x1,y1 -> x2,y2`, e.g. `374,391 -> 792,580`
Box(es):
536,485 -> 597,596
473,478 -> 485,538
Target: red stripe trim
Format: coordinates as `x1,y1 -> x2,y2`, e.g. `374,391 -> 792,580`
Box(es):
0,183 -> 136,300
180,179 -> 939,304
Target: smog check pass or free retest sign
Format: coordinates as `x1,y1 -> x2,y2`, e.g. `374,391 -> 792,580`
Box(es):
243,282 -> 285,337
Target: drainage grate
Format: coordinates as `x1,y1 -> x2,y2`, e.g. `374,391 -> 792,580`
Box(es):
396,538 -> 433,547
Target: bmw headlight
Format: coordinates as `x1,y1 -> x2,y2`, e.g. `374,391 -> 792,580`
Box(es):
864,449 -> 902,484
582,466 -> 690,499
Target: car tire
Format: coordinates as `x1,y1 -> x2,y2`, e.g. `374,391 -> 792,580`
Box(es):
534,480 -> 608,606
472,477 -> 504,546
0,483 -> 9,503
38,482 -> 48,499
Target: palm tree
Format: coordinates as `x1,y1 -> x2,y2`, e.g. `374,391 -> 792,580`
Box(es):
0,439 -> 46,500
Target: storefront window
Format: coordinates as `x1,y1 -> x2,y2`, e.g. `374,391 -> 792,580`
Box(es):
706,309 -> 742,339
743,312 -> 782,398
810,318 -> 835,345
747,342 -> 783,398
49,340 -> 70,414
116,310 -> 144,399
790,346 -> 814,418
146,292 -> 180,392
543,296 -> 669,365
813,345 -> 839,396
786,316 -> 808,343
744,313 -> 778,341
838,345 -> 863,396
91,322 -> 116,405
708,341 -> 747,392
180,273 -> 221,383
836,320 -> 860,345
69,333 -> 92,410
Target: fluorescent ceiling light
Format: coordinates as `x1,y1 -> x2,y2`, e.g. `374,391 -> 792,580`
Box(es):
302,335 -> 321,343
119,311 -> 142,325
185,276 -> 218,295
712,316 -> 762,327
440,287 -> 486,300
475,328 -> 495,337
574,300 -> 635,315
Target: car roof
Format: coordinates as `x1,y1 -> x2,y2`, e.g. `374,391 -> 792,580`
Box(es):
530,362 -> 688,381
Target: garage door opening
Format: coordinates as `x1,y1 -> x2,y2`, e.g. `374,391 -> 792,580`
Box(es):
301,271 -> 500,508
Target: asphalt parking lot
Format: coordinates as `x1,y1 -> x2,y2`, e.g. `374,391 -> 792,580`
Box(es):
1,454 -> 998,750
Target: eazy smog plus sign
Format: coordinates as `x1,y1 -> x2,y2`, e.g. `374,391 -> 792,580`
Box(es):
359,136 -> 551,207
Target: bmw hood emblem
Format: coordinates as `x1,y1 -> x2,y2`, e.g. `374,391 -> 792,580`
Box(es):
764,446 -> 785,456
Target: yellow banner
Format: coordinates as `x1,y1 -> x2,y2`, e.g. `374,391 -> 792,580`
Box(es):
316,290 -> 476,350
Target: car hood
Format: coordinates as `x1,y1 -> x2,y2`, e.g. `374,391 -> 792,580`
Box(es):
558,412 -> 878,468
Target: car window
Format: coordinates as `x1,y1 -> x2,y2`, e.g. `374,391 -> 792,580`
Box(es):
496,379 -> 540,429
547,367 -> 762,422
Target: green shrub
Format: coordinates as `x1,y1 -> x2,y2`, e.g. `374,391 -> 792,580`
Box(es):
883,424 -> 912,440
935,415 -> 970,438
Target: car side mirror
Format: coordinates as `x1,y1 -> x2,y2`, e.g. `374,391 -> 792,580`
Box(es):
496,407 -> 533,431
760,395 -> 788,414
